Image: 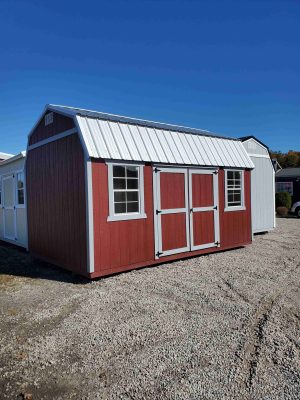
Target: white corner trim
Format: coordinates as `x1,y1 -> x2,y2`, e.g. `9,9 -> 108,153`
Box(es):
27,128 -> 77,151
85,159 -> 95,274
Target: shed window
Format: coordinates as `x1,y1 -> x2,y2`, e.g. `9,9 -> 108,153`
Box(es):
276,181 -> 293,196
225,170 -> 245,211
107,163 -> 146,221
16,172 -> 25,205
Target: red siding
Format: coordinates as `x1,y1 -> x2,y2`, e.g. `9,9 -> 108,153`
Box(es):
92,161 -> 155,273
193,211 -> 215,246
29,112 -> 75,145
161,213 -> 187,251
91,164 -> 252,278
26,134 -> 87,275
160,172 -> 185,209
192,174 -> 213,207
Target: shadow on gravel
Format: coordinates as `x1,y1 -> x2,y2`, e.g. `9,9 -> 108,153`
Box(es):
0,241 -> 89,285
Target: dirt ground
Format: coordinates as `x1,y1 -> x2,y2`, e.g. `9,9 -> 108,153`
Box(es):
0,218 -> 299,400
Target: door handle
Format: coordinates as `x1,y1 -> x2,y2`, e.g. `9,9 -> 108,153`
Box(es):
190,208 -> 193,213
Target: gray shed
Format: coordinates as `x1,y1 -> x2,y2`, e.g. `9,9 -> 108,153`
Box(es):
241,136 -> 276,234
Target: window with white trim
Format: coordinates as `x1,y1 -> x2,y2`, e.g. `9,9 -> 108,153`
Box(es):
225,170 -> 244,210
16,172 -> 25,205
107,163 -> 146,221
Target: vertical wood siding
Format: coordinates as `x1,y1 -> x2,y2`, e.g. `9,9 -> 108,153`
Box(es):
92,161 -> 155,274
27,134 -> 87,275
91,164 -> 252,278
29,112 -> 75,145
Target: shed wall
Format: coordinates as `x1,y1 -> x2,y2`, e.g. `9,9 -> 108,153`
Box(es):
250,156 -> 275,233
91,163 -> 252,278
26,134 -> 87,275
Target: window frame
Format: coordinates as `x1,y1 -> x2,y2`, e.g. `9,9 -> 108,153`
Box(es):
107,162 -> 147,222
224,169 -> 245,212
15,170 -> 26,209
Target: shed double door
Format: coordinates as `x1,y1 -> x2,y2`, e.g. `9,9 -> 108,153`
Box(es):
154,167 -> 220,258
2,175 -> 16,241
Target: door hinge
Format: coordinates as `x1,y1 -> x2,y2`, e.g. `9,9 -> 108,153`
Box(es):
156,209 -> 162,215
154,167 -> 161,173
213,170 -> 218,174
215,241 -> 220,246
156,251 -> 163,257
213,205 -> 218,210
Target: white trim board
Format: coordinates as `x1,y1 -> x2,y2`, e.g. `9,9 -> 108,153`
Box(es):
27,128 -> 77,151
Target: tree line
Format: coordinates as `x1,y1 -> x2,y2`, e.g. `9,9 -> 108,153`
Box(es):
270,150 -> 300,168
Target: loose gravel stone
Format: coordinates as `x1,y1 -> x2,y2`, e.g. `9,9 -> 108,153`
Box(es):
0,218 -> 299,399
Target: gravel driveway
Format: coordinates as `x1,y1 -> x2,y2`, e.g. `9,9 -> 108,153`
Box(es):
0,218 -> 299,400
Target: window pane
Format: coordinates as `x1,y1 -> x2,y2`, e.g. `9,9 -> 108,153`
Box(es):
234,171 -> 241,180
127,202 -> 139,213
113,178 -> 126,189
127,179 -> 138,189
114,191 -> 126,202
18,190 -> 24,205
227,171 -> 234,180
17,173 -> 24,189
115,202 -> 126,214
126,166 -> 138,178
113,166 -> 125,177
228,191 -> 234,203
127,191 -> 138,202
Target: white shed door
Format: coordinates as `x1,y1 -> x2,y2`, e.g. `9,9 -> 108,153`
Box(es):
2,175 -> 16,240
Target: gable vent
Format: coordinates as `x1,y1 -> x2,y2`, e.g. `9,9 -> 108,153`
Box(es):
45,112 -> 54,126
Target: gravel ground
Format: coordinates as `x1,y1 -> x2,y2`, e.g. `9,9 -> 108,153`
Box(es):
0,218 -> 299,400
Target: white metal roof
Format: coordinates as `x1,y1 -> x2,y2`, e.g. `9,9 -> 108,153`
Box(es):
0,152 -> 14,161
46,104 -> 254,169
0,151 -> 26,166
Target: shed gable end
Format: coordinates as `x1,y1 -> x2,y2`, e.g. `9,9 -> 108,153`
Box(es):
29,111 -> 75,146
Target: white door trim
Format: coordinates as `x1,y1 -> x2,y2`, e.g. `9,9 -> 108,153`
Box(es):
153,167 -> 190,258
189,169 -> 220,251
2,174 -> 17,241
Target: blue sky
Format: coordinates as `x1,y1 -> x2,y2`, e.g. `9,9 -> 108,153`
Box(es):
0,0 -> 299,154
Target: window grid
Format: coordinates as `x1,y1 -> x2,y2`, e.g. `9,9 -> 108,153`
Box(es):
112,165 -> 140,214
16,172 -> 25,205
226,170 -> 243,207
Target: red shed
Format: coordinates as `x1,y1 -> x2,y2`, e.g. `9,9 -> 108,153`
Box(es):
26,105 -> 254,278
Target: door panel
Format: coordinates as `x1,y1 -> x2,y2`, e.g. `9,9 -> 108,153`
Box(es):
160,172 -> 186,209
161,213 -> 187,252
192,211 -> 215,247
4,210 -> 15,239
192,174 -> 214,207
2,175 -> 16,240
189,169 -> 220,251
154,168 -> 190,257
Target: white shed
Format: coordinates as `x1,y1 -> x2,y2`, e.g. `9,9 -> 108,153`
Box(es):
0,152 -> 27,248
241,137 -> 275,234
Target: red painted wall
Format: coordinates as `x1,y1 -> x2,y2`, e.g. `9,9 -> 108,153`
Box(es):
91,163 -> 252,278
27,134 -> 87,275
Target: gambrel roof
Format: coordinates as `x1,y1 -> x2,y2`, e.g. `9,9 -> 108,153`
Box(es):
35,104 -> 255,169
